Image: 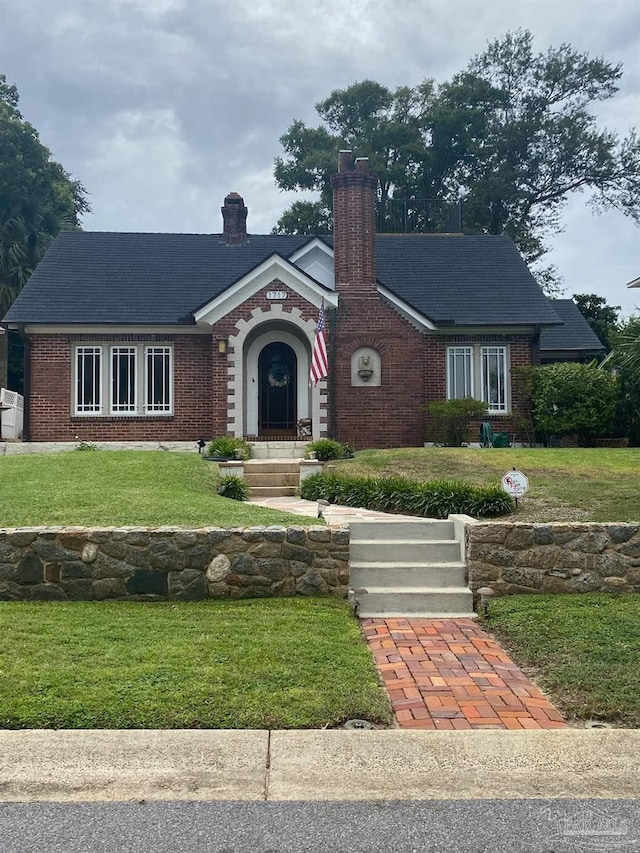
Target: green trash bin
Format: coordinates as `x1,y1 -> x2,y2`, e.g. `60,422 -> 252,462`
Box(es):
492,431 -> 510,448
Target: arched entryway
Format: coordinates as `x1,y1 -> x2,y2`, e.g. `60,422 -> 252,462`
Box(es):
226,305 -> 327,440
258,341 -> 297,436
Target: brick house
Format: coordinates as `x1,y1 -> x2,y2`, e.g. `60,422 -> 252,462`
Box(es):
2,151 -> 596,447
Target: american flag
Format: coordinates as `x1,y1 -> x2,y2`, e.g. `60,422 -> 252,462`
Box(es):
310,302 -> 328,385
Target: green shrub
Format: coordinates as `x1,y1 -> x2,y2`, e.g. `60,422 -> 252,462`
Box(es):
301,472 -> 512,519
307,438 -> 345,461
74,436 -> 99,451
217,475 -> 249,501
426,398 -> 488,446
531,362 -> 619,445
207,436 -> 252,460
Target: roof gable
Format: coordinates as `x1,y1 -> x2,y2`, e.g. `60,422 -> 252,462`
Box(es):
193,253 -> 337,326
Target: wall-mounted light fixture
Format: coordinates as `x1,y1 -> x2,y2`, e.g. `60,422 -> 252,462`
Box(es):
218,339 -> 228,354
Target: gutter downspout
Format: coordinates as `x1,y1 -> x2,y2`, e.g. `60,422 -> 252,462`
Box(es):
18,325 -> 30,441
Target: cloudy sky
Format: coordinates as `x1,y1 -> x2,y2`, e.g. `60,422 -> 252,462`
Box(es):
2,0 -> 639,315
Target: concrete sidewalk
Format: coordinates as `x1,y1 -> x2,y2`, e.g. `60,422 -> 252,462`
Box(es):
0,729 -> 638,802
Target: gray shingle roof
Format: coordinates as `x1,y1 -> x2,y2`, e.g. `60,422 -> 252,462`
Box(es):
4,232 -> 316,325
375,234 -> 560,326
540,299 -> 605,353
4,230 -> 561,328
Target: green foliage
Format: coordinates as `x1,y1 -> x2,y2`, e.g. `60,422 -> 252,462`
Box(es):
74,435 -> 99,452
272,200 -> 332,235
336,446 -> 640,523
216,475 -> 249,502
301,472 -> 513,519
426,397 -> 488,446
273,31 -> 640,274
488,594 -> 640,727
307,438 -> 346,461
531,362 -> 619,443
0,75 -> 89,317
0,599 -> 392,729
573,293 -> 621,351
611,314 -> 640,444
0,451 -> 314,528
207,436 -> 252,460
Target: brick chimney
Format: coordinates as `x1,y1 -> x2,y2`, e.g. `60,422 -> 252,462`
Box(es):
330,151 -> 378,296
221,192 -> 248,245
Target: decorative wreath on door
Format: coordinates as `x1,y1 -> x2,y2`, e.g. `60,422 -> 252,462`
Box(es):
268,360 -> 289,388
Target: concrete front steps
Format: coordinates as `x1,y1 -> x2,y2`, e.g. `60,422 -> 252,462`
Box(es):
244,441 -> 311,498
249,441 -> 310,459
243,459 -> 300,498
349,518 -> 475,618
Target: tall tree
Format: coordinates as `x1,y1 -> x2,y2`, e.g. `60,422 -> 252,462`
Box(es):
612,315 -> 640,444
0,74 -> 89,317
273,31 -> 640,279
573,293 -> 621,351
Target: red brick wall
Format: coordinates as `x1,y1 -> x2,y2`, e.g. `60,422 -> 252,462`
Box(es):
423,334 -> 534,443
27,333 -> 213,441
331,154 -> 378,297
332,296 -> 427,448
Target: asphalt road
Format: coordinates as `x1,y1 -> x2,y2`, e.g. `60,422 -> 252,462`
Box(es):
1,800 -> 639,853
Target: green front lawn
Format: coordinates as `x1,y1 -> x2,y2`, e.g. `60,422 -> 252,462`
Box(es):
0,451 -> 309,528
337,447 -> 640,522
486,593 -> 640,727
0,599 -> 392,729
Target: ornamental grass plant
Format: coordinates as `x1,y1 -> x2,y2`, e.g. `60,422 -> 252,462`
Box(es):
301,472 -> 512,518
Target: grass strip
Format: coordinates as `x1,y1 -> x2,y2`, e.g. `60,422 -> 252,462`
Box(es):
486,593 -> 640,727
0,598 -> 392,729
0,451 -> 312,528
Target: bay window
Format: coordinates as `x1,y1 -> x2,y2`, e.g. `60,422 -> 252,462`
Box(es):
74,344 -> 173,416
446,344 -> 508,414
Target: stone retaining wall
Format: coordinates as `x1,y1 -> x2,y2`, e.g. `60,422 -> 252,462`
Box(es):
467,522 -> 640,595
0,526 -> 350,601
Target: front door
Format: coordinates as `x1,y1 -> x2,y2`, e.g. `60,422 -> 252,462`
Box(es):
258,342 -> 297,436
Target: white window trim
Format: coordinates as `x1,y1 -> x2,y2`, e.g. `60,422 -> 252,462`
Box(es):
75,346 -> 103,415
446,344 -> 510,415
447,346 -> 474,401
144,345 -> 173,415
110,346 -> 138,415
73,343 -> 174,417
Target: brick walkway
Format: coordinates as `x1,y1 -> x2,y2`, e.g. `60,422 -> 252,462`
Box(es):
363,618 -> 568,730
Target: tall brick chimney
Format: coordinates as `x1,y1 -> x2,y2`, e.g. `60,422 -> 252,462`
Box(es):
330,150 -> 378,296
221,192 -> 248,245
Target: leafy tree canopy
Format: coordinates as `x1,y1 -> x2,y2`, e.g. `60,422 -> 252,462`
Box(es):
573,293 -> 621,351
273,30 -> 640,287
0,75 -> 89,316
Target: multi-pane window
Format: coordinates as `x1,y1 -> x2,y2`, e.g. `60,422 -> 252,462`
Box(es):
75,347 -> 102,413
111,347 -> 137,413
145,346 -> 172,414
447,347 -> 473,400
73,344 -> 173,416
446,345 -> 508,414
481,346 -> 507,412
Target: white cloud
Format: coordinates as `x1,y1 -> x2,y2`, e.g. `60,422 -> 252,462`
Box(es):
0,0 -> 638,312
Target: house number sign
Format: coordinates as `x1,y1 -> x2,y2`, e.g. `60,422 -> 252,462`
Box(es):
267,291 -> 287,300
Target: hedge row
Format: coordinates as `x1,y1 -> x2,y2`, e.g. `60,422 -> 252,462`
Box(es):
300,473 -> 513,519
